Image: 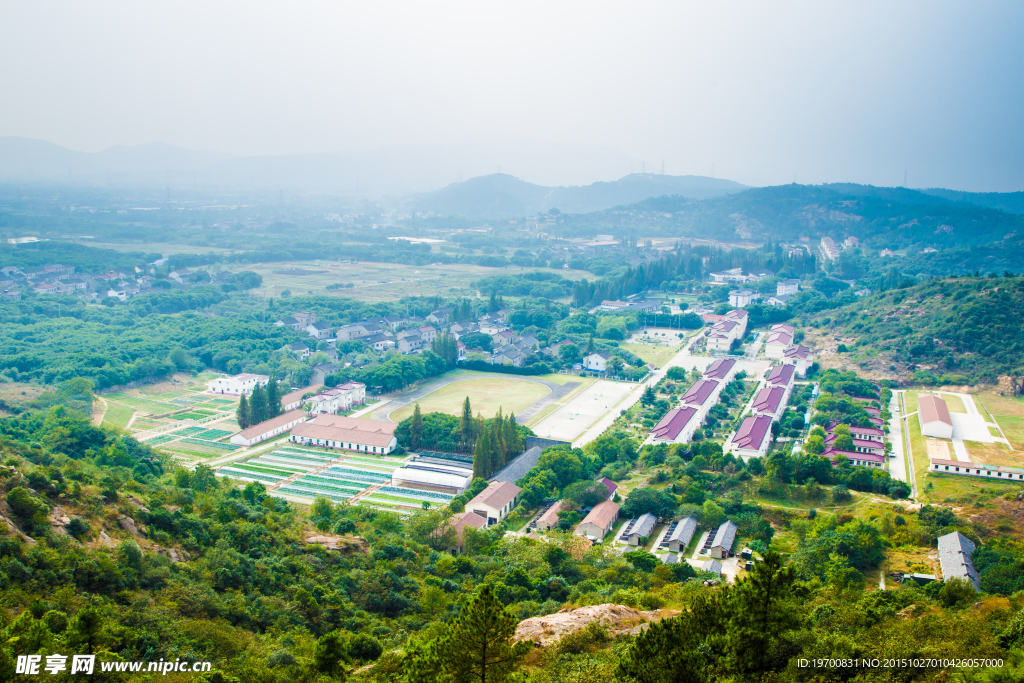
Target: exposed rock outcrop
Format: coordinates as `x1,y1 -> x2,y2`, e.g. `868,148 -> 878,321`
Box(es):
514,603 -> 669,647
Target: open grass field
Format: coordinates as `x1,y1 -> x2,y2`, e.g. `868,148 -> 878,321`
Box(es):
906,410 -> 932,495
388,376 -> 551,423
923,472 -> 1022,506
223,260 -> 594,303
975,390 -> 1024,449
937,393 -> 967,413
101,400 -> 136,430
619,340 -> 684,367
964,441 -> 1024,467
0,382 -> 46,408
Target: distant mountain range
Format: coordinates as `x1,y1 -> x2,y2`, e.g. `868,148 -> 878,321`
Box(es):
403,172 -> 748,218
0,135 -> 656,196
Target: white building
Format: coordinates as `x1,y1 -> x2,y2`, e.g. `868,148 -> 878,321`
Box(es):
724,308 -> 748,338
207,373 -> 269,396
289,414 -> 398,454
919,394 -> 954,439
230,410 -> 308,446
709,520 -> 738,559
777,279 -> 800,296
731,415 -> 773,460
576,500 -> 621,540
763,324 -> 795,359
729,289 -> 757,307
706,319 -> 741,353
305,381 -> 367,414
281,384 -> 323,411
307,322 -> 333,340
582,351 -> 612,372
392,461 -> 473,494
466,481 -> 521,526
782,345 -> 814,377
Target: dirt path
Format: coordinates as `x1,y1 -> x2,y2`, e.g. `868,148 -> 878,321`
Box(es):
92,395 -> 109,426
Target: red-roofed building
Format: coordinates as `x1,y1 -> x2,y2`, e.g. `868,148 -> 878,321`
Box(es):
731,415 -> 773,459
650,406 -> 700,443
680,379 -> 720,409
451,512 -> 488,553
766,363 -> 796,389
703,358 -> 737,382
751,386 -> 787,420
824,447 -> 885,468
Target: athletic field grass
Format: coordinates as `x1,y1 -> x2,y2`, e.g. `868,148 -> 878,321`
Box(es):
389,376 -> 550,423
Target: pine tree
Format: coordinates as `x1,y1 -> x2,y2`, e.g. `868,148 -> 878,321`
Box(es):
473,427 -> 492,480
410,403 -> 424,451
433,331 -> 458,369
403,584 -> 531,683
616,593 -> 722,683
459,397 -> 474,445
505,412 -> 521,455
488,290 -> 498,313
266,377 -> 281,417
726,551 -> 799,676
489,409 -> 506,472
237,394 -> 251,429
641,385 -> 657,406
250,384 -> 269,424
587,334 -> 595,354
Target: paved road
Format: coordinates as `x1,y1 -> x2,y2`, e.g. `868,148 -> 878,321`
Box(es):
887,391 -> 909,484
897,391 -> 919,498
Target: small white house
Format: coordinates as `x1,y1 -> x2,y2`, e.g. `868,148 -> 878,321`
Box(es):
307,322 -> 333,340
582,351 -> 612,372
207,373 -> 269,396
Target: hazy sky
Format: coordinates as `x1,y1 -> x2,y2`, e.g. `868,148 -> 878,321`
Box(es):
2,1 -> 1023,191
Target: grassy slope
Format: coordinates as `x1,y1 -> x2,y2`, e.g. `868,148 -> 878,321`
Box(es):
807,276 -> 1024,385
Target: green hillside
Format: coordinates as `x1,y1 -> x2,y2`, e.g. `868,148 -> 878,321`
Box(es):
803,275 -> 1024,385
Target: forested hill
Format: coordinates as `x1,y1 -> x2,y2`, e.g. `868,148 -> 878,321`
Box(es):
406,172 -> 746,219
0,399 -> 1022,681
557,183 -> 1024,253
801,274 -> 1024,386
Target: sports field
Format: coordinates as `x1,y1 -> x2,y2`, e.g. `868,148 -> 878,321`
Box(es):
388,376 -> 550,422
531,379 -> 636,442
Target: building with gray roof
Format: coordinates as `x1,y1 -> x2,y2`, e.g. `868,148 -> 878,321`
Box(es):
937,531 -> 980,590
701,559 -> 723,575
709,520 -> 738,559
621,512 -> 658,546
667,516 -> 698,552
488,446 -> 541,484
